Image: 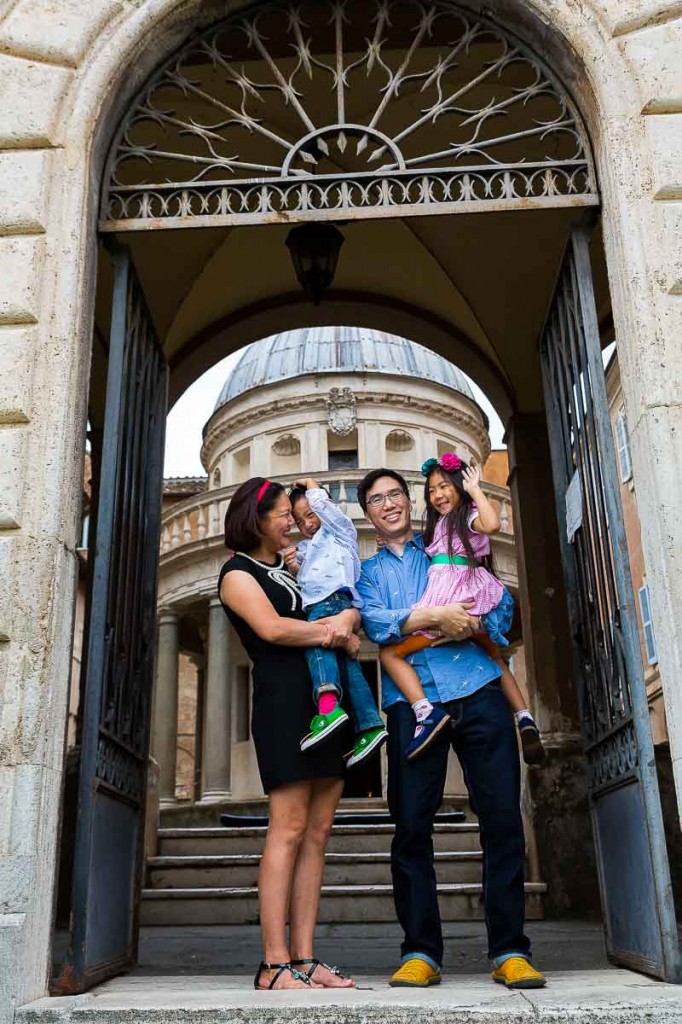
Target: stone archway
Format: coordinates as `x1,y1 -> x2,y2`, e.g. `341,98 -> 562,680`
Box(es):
2,0 -> 682,1016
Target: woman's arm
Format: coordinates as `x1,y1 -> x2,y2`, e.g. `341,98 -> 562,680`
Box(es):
220,571 -> 355,647
461,465 -> 500,535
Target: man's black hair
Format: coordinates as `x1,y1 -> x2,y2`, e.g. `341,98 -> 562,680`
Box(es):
357,468 -> 410,512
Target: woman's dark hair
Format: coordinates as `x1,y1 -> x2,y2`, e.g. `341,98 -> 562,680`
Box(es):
223,477 -> 286,552
357,468 -> 410,512
423,464 -> 495,575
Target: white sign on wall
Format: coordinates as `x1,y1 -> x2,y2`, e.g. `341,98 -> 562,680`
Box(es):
566,468 -> 583,544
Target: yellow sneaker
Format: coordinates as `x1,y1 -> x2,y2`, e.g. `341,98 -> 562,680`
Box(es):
389,958 -> 441,987
492,957 -> 546,989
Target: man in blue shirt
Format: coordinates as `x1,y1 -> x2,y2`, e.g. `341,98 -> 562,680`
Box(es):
356,468 -> 545,991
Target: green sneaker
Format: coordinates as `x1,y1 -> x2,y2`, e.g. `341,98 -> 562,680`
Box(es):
300,706 -> 349,751
345,726 -> 388,768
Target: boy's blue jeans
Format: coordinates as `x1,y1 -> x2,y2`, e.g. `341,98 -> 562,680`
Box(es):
305,591 -> 384,734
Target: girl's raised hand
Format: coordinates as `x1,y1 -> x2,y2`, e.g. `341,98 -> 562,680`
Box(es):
461,464 -> 481,494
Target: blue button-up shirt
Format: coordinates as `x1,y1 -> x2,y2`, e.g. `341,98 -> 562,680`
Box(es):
357,534 -> 501,710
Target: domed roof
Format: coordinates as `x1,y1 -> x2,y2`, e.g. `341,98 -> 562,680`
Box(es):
214,327 -> 475,410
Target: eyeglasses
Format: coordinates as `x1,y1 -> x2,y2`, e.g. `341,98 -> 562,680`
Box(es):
268,509 -> 295,521
366,488 -> 409,509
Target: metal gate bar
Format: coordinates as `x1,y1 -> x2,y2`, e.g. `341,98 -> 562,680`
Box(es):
540,225 -> 680,981
66,246 -> 168,991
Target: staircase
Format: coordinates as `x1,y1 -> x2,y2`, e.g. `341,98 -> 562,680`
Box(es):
141,809 -> 546,925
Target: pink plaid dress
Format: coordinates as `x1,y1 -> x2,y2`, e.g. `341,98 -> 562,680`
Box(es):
415,510 -> 505,637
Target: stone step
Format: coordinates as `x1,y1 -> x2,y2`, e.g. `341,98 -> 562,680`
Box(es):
140,882 -> 547,926
147,850 -> 484,889
157,822 -> 482,857
23,965 -> 682,1024
159,795 -> 469,828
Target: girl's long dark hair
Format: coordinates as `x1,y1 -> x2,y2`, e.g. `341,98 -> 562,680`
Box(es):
422,464 -> 496,576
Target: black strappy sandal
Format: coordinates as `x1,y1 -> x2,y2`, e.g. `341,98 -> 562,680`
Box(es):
291,957 -> 351,983
253,961 -> 312,990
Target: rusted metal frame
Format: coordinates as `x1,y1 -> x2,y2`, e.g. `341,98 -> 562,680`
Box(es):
546,352 -> 600,741
571,227 -> 681,978
565,252 -> 622,661
563,247 -> 628,731
117,324 -> 155,746
129,335 -> 161,751
559,270 -> 617,735
551,282 -> 608,739
107,292 -> 145,742
557,261 -> 620,735
539,227 -> 679,980
561,249 -> 626,729
109,159 -> 592,193
102,0 -> 598,224
69,244 -> 135,990
100,191 -> 599,233
539,289 -> 592,736
67,244 -> 169,991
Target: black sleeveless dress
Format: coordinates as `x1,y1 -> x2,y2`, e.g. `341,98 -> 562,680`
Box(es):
218,552 -> 347,793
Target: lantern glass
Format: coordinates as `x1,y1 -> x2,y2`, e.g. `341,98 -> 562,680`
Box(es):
285,224 -> 345,304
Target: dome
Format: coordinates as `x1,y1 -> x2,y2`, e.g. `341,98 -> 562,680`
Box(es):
213,327 -> 475,411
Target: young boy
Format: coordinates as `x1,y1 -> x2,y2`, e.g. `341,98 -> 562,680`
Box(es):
285,478 -> 387,768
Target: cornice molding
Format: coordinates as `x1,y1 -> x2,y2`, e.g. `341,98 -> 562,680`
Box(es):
202,389 -> 490,465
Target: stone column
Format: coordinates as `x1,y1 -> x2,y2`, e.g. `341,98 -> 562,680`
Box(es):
151,609 -> 180,806
201,597 -> 232,802
507,413 -> 599,916
304,423 -> 328,473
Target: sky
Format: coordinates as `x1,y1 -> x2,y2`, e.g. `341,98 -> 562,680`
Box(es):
163,349 -> 506,479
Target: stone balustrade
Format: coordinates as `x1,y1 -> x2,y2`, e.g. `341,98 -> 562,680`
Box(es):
159,470 -> 514,558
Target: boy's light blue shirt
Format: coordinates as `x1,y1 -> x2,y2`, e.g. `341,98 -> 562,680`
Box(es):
297,488 -> 362,610
357,534 -> 501,710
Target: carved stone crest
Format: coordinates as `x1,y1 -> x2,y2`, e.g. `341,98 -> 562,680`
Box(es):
326,387 -> 357,436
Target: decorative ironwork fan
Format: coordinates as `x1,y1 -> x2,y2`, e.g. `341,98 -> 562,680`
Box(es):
101,0 -> 598,229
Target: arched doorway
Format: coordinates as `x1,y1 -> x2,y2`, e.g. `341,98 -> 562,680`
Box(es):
63,0 -> 679,992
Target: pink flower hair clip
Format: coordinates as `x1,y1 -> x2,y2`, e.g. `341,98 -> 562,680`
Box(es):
420,452 -> 463,477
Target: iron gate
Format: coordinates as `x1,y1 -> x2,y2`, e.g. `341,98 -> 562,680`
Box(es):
540,225 -> 681,980
66,247 -> 168,990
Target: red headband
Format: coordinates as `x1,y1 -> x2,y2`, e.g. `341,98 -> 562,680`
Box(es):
256,480 -> 272,505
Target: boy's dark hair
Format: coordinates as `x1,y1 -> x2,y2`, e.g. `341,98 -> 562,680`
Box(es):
289,483 -> 332,514
357,468 -> 410,512
223,477 -> 285,551
288,485 -> 308,512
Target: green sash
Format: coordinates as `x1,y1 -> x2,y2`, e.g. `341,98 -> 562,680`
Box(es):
430,554 -> 479,567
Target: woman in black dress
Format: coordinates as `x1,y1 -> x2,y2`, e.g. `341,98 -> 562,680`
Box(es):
219,477 -> 358,991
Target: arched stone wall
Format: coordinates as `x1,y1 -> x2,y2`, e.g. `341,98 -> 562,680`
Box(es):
0,0 -> 681,1018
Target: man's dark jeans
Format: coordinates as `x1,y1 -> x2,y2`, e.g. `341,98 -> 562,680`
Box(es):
386,681 -> 530,966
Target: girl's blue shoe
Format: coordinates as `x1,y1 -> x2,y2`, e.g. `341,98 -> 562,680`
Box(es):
405,706 -> 451,761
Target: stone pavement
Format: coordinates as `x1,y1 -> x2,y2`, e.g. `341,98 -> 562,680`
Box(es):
35,924 -> 682,1023
135,920 -> 608,975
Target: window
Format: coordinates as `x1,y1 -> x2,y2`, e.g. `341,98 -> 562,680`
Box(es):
328,449 -> 359,471
328,450 -> 359,504
212,467 -> 221,488
235,665 -> 251,742
615,409 -> 632,483
637,584 -> 658,666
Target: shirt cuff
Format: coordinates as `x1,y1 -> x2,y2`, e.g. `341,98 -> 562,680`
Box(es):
306,487 -> 329,508
362,607 -> 413,644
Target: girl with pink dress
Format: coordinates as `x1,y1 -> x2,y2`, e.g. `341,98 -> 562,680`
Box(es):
379,452 -> 546,766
